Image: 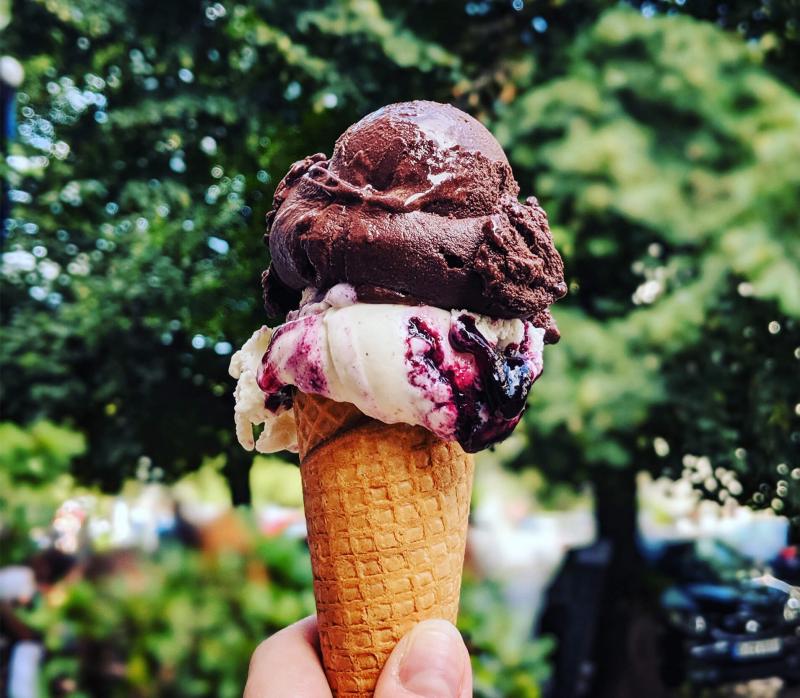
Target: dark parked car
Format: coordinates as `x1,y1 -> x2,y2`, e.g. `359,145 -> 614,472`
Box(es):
657,539 -> 800,687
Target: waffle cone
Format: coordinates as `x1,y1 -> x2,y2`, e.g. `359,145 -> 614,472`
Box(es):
293,393 -> 474,697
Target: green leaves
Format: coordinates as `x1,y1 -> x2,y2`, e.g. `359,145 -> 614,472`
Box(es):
496,9 -> 800,512
1,0 -> 465,491
0,421 -> 86,484
460,575 -> 553,698
0,422 -> 86,563
299,0 -> 461,73
24,542 -> 316,698
3,1 -> 798,514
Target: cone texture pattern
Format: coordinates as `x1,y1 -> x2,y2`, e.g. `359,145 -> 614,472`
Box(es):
294,391 -> 366,460
294,393 -> 474,697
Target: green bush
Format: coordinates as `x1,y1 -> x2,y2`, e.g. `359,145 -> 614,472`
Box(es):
460,576 -> 553,698
0,421 -> 86,564
23,540 -> 551,697
25,542 -> 315,698
2,421 -> 551,696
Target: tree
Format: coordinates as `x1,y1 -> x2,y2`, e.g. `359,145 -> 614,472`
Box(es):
2,2 -> 797,511
1,0 -> 461,502
495,5 -> 799,523
491,9 -> 799,693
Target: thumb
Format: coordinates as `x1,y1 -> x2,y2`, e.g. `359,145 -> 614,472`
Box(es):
374,619 -> 471,698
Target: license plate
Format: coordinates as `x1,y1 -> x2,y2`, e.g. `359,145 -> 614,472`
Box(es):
734,638 -> 782,658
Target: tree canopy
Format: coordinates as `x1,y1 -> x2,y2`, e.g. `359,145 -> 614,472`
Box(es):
2,0 -> 798,519
495,9 -> 800,521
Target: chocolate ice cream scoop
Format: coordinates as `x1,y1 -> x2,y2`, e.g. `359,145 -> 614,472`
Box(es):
263,100 -> 566,341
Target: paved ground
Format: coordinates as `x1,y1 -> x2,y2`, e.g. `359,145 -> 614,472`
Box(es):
643,678 -> 799,698
701,681 -> 799,698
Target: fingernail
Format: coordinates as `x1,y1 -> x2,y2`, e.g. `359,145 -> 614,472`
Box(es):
398,620 -> 463,698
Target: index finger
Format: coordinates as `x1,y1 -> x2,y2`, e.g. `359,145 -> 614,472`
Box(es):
244,615 -> 332,698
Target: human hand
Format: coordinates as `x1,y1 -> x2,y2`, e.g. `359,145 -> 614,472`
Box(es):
244,615 -> 472,698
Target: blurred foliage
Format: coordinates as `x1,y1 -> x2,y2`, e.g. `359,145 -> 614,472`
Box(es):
2,0 -> 798,518
0,421 -> 86,564
23,543 -> 316,698
171,457 -> 233,510
460,574 -> 554,698
494,9 -> 800,520
19,540 -> 549,698
475,444 -> 593,513
250,455 -> 304,508
0,420 -> 85,485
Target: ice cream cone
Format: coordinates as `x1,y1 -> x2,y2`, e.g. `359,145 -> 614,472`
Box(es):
230,100 -> 565,695
294,392 -> 474,697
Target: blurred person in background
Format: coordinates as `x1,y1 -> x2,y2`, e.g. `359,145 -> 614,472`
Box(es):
0,550 -> 76,698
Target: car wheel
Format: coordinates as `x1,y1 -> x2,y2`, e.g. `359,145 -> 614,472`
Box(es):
658,627 -> 685,688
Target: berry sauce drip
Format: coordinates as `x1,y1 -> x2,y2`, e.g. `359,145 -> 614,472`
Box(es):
449,314 -> 532,420
407,314 -> 537,452
264,386 -> 293,413
258,357 -> 294,413
256,320 -> 329,414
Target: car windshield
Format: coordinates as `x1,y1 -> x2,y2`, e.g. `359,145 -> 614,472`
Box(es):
679,539 -> 754,583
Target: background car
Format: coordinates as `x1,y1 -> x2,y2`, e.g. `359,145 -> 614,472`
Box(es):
657,539 -> 800,688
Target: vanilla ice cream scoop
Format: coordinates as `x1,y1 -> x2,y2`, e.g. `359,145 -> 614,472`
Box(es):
229,285 -> 544,453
